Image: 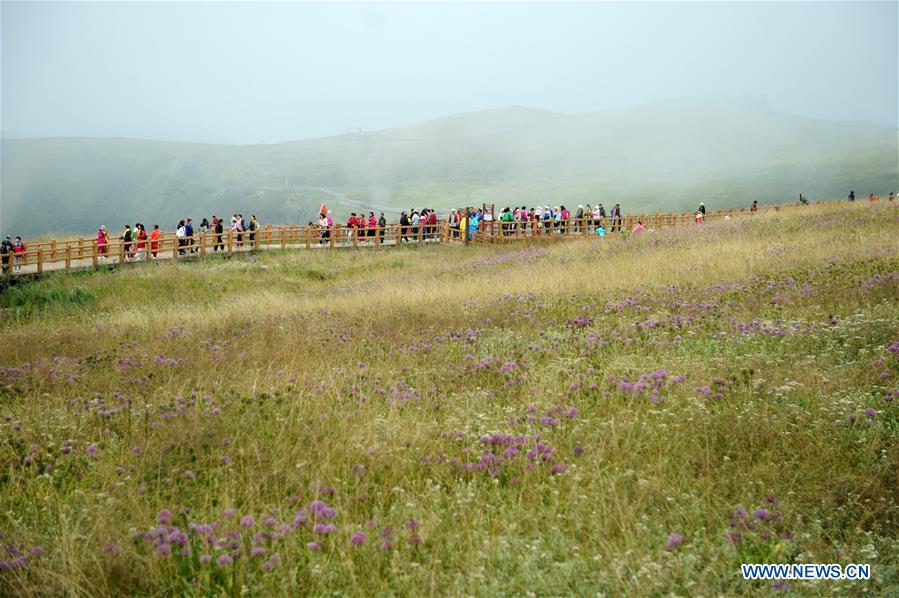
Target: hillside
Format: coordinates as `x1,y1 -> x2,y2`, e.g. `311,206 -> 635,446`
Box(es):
2,102 -> 897,237
0,202 -> 897,595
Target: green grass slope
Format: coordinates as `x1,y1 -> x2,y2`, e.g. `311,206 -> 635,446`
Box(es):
0,202 -> 897,595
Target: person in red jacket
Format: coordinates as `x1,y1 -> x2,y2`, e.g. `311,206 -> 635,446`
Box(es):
368,212 -> 377,238
428,209 -> 438,238
346,213 -> 358,242
12,236 -> 25,273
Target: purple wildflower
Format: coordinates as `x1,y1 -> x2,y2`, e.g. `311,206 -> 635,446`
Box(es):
350,532 -> 366,546
217,554 -> 233,566
753,508 -> 771,521
665,532 -> 683,551
240,516 -> 255,528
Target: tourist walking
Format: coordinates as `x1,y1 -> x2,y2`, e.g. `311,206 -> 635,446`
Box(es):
150,225 -> 161,259
121,225 -> 133,260
1,236 -> 12,274
12,237 -> 25,273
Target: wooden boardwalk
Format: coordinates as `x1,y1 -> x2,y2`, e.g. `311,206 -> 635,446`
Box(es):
0,204 -> 798,277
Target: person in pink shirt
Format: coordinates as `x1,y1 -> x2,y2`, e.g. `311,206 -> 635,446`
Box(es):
633,220 -> 646,233
97,226 -> 110,260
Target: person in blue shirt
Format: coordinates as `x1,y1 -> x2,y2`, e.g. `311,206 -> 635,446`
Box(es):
185,218 -> 195,253
467,210 -> 479,240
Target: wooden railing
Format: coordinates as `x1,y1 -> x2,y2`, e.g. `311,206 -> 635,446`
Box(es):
0,201 -> 829,277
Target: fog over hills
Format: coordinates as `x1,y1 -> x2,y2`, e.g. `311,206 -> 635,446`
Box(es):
2,101 -> 897,237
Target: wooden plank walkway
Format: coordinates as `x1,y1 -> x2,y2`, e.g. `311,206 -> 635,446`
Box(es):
0,204 -> 800,278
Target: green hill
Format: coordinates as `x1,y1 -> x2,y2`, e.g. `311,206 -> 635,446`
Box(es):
2,102 -> 896,236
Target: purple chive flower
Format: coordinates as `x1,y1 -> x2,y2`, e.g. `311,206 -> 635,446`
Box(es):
222,508 -> 236,518
86,444 -> 98,459
199,554 -> 211,563
250,546 -> 266,558
220,455 -> 232,465
183,470 -> 196,480
665,532 -> 683,551
753,508 -> 771,521
350,532 -> 366,546
157,544 -> 172,556
306,542 -> 320,551
879,371 -> 891,381
156,509 -> 173,525
863,408 -> 877,417
405,519 -> 420,530
29,546 -> 45,557
573,446 -> 584,457
240,516 -> 255,528
550,463 -> 568,474
263,516 -> 277,527
217,554 -> 233,566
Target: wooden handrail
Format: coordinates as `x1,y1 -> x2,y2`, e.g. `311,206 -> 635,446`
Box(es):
0,200 -> 850,276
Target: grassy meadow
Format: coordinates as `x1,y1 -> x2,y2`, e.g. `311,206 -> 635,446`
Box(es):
0,202 -> 897,596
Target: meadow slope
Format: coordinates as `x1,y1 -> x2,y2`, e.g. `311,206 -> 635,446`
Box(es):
0,202 -> 897,596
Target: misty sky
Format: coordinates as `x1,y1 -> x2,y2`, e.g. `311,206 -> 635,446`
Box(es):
2,1 -> 897,144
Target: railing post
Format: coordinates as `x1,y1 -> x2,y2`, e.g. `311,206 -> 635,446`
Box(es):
65,245 -> 72,270
37,249 -> 43,274
92,240 -> 98,268
305,226 -> 311,249
227,231 -> 233,254
330,225 -> 337,249
119,240 -> 126,264
79,238 -> 86,259
281,228 -> 286,250
50,240 -> 57,261
200,233 -> 206,256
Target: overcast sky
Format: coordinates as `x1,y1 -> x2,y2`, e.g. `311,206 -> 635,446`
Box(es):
2,1 -> 897,144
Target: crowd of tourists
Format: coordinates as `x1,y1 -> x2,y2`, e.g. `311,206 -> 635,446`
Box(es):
95,214 -> 261,262
2,191 -> 895,274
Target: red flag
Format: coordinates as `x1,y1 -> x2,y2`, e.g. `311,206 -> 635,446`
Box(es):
319,203 -> 328,216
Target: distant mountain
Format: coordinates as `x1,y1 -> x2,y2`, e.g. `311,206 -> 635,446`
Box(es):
2,102 -> 896,237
